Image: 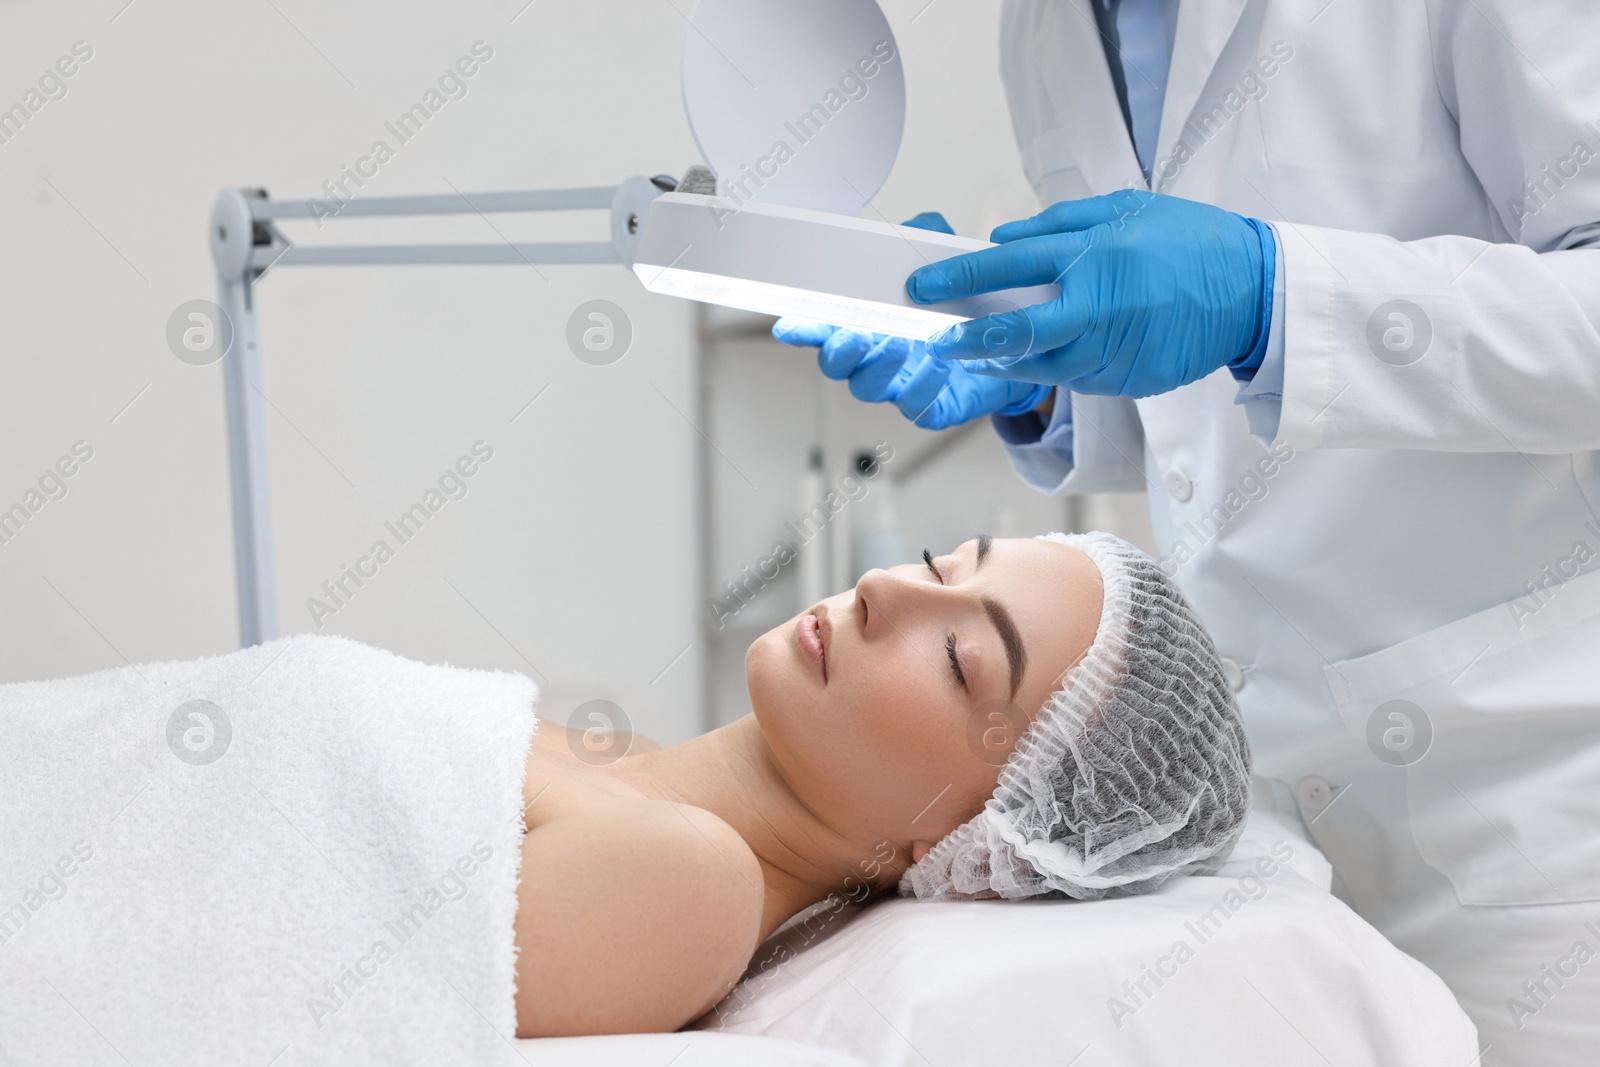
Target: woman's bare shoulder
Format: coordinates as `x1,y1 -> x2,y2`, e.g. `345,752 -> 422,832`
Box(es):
529,718 -> 661,757
514,790 -> 763,1037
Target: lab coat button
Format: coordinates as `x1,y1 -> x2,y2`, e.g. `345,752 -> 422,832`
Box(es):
1296,776 -> 1333,813
1219,657 -> 1245,693
1163,468 -> 1193,502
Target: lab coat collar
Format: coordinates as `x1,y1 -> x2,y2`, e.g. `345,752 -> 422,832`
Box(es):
1034,0 -> 1146,193
1153,0 -> 1250,185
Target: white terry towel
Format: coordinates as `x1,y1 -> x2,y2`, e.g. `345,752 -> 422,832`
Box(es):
0,634 -> 537,1066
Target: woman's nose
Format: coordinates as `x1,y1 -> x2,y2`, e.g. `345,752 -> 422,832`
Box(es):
854,566 -> 931,636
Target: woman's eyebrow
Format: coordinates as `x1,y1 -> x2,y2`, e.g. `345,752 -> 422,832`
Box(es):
981,595 -> 1026,701
966,535 -> 1022,697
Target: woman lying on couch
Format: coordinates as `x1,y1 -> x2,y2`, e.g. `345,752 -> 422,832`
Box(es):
0,531 -> 1249,1060
516,531 -> 1251,1036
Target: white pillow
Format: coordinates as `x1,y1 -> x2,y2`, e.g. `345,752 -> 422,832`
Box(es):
693,812 -> 1474,1066
1211,807 -> 1333,887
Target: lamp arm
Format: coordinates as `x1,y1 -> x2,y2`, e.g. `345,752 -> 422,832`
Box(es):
206,172 -> 678,646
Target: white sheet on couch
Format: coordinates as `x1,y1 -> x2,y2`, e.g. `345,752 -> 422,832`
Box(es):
513,1031 -> 869,1066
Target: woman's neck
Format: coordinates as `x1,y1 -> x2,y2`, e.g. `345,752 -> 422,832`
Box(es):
607,715 -> 896,941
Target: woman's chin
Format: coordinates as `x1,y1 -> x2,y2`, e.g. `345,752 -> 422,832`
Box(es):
745,623 -> 811,723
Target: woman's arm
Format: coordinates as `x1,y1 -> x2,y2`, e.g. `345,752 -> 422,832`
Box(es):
514,795 -> 763,1036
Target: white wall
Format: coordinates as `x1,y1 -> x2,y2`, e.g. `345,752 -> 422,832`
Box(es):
0,0 -> 1151,743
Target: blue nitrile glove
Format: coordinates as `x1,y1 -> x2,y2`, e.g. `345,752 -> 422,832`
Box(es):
907,191 -> 1275,398
771,322 -> 1049,429
772,211 -> 1049,430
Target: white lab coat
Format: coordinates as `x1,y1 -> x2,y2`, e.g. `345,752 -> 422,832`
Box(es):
996,1 -> 1600,1061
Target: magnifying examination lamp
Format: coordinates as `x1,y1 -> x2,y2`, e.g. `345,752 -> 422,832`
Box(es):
208,0 -> 1056,647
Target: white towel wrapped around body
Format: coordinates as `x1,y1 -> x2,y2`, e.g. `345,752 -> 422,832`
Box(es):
0,634 -> 537,1066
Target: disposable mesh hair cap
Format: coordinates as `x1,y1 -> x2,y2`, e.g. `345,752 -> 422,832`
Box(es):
899,531 -> 1252,901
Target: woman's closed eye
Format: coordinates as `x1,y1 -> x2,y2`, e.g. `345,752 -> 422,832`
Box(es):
945,632 -> 968,689
925,549 -> 969,690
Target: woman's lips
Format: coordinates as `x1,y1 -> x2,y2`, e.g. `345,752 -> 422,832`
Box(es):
797,612 -> 827,683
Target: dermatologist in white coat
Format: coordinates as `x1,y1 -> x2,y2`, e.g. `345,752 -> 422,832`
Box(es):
777,2 -> 1600,1062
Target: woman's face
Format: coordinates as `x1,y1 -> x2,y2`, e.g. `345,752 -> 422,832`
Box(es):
746,535 -> 1103,866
